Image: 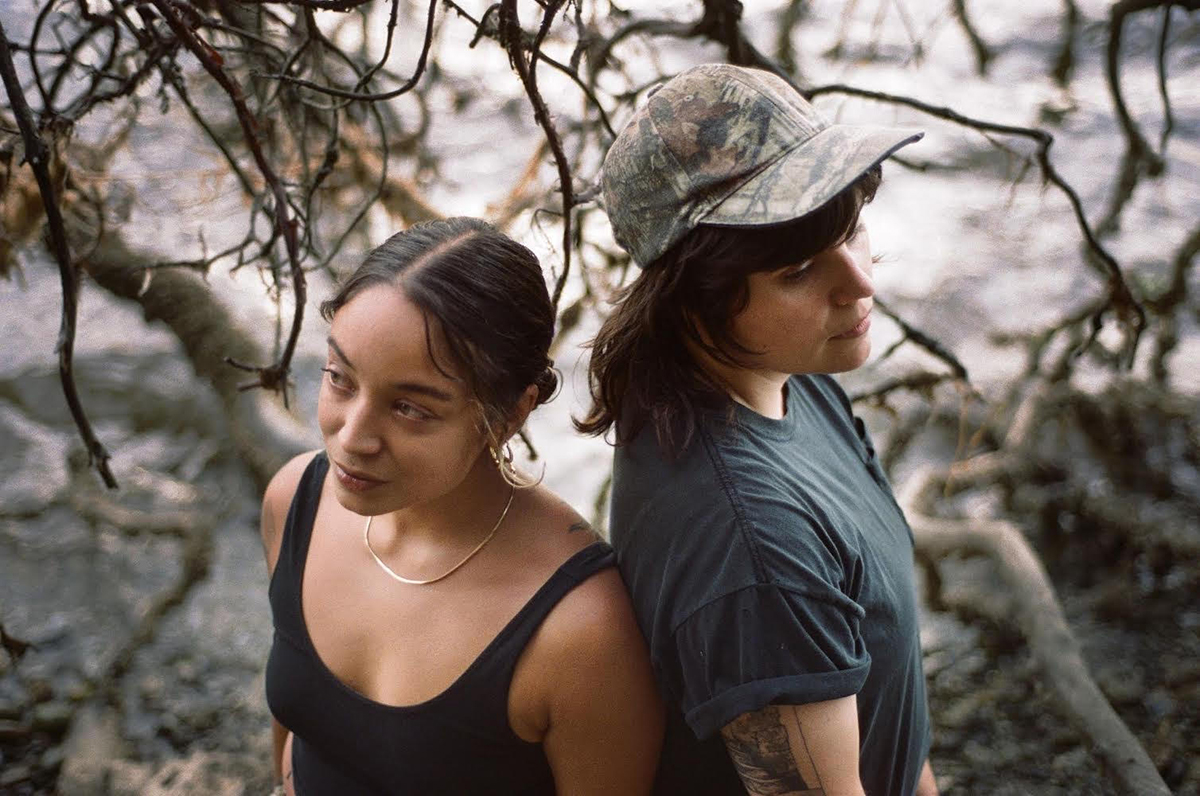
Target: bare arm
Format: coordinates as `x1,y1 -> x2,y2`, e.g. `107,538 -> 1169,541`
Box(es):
915,758 -> 938,796
720,697 -> 865,796
531,570 -> 665,795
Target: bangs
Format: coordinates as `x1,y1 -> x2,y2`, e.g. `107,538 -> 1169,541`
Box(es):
698,164 -> 881,276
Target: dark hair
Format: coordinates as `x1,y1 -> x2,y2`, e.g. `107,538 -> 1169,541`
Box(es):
576,166 -> 881,457
321,217 -> 558,445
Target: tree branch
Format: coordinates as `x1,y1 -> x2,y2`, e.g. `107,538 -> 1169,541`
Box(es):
0,16 -> 117,488
266,0 -> 437,102
951,0 -> 992,76
498,0 -> 575,312
806,82 -> 1146,367
151,0 -> 305,407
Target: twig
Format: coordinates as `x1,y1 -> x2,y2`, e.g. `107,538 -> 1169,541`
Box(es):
1104,0 -> 1197,169
233,0 -> 372,10
951,0 -> 992,75
0,16 -> 118,488
875,298 -> 969,379
850,371 -> 964,404
498,0 -> 575,312
443,0 -> 617,138
1146,221 -> 1200,381
773,0 -> 806,78
806,82 -> 1146,367
1155,2 -> 1174,152
266,0 -> 436,102
152,0 -> 305,407
1051,0 -> 1080,86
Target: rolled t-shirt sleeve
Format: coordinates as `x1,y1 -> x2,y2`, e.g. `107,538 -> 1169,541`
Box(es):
674,583 -> 872,740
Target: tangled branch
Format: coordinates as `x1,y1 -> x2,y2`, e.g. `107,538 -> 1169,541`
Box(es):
0,16 -> 116,488
266,0 -> 437,101
150,0 -> 306,406
806,82 -> 1147,367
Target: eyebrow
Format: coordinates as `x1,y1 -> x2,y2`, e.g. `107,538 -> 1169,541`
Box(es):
326,336 -> 456,403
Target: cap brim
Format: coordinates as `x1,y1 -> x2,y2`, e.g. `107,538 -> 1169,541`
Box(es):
700,125 -> 923,227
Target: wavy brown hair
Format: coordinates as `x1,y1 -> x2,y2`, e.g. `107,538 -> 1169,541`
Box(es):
576,167 -> 882,458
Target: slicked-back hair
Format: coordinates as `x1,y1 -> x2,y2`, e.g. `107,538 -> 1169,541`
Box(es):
576,166 -> 882,458
321,217 -> 558,446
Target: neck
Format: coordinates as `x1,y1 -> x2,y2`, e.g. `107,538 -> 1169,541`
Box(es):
380,453 -> 513,548
693,349 -> 789,419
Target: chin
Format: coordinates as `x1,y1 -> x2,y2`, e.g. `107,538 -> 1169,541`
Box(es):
331,486 -> 374,516
842,340 -> 872,371
821,351 -> 871,375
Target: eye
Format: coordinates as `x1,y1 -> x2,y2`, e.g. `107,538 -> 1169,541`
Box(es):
394,400 -> 434,422
321,366 -> 351,392
779,263 -> 812,282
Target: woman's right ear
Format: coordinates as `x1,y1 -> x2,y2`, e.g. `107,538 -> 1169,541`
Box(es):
505,383 -> 540,440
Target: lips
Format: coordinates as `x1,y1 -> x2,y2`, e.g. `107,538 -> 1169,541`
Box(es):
333,461 -> 386,493
833,310 -> 872,340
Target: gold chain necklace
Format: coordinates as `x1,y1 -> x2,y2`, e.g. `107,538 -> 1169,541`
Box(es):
363,485 -> 516,586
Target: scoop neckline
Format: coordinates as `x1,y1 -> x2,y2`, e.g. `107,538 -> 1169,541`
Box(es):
293,454 -> 609,715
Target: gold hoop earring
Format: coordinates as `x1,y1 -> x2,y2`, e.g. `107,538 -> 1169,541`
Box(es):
488,442 -> 513,465
490,441 -> 524,487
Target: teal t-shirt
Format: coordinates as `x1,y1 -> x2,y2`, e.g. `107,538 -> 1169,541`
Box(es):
610,374 -> 931,796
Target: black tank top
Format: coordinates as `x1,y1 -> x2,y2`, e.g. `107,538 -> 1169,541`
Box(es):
265,453 -> 616,795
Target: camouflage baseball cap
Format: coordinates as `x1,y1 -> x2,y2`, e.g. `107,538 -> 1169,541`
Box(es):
601,63 -> 923,267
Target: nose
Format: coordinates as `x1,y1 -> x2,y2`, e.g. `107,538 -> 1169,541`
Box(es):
338,397 -> 383,456
829,243 -> 874,307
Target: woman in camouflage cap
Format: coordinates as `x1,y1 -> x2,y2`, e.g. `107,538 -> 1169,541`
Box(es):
578,63 -> 939,796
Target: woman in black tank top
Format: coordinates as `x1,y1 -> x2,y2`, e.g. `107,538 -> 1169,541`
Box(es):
260,218 -> 663,795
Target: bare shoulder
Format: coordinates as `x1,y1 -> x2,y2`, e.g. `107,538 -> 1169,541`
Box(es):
507,485 -> 638,664
517,484 -> 605,559
514,538 -> 663,789
506,488 -> 662,773
260,450 -> 322,576
527,558 -> 643,678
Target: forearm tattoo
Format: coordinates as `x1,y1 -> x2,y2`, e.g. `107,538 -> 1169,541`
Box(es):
722,707 -> 824,796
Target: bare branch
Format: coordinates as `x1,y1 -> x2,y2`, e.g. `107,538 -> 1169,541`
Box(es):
443,0 -> 617,138
875,298 -> 969,379
1051,0 -> 1080,86
1155,2 -> 1175,152
234,0 -> 371,10
850,371 -> 966,405
951,0 -> 992,76
1103,0 -> 1197,169
806,82 -> 1146,367
0,16 -> 117,488
266,0 -> 437,102
151,0 -> 305,407
498,0 -> 576,312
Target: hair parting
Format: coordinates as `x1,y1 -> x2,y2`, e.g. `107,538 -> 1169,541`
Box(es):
322,217 -> 560,451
